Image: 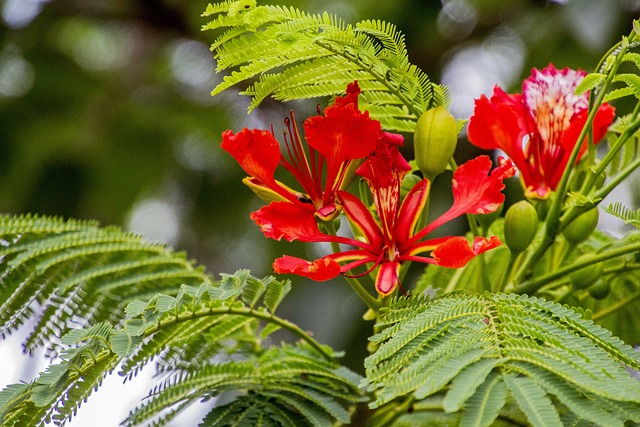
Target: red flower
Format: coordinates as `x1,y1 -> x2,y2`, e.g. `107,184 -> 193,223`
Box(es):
467,64 -> 615,199
221,81 -> 381,221
270,132 -> 515,296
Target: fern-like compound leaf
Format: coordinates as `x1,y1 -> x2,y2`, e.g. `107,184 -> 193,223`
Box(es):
603,201 -> 640,229
0,271 -> 360,426
365,292 -> 640,426
201,1 -> 448,132
0,214 -> 210,356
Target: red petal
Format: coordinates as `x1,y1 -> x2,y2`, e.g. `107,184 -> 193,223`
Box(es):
356,132 -> 411,189
395,179 -> 430,249
273,255 -> 341,281
336,190 -> 384,250
250,202 -> 327,242
303,88 -> 381,192
431,236 -> 501,268
467,88 -> 538,191
375,261 -> 400,296
592,103 -> 615,143
332,81 -> 361,109
221,128 -> 281,188
418,156 -> 514,237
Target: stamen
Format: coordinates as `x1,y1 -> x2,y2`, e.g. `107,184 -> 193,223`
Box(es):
341,251 -> 385,278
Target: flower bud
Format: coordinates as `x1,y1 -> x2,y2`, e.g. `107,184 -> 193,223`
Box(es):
588,279 -> 611,300
569,255 -> 603,289
504,201 -> 539,253
563,208 -> 599,244
413,107 -> 459,180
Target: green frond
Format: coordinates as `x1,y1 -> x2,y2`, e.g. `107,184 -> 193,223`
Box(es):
0,270 -> 358,426
603,201 -> 640,229
574,72 -> 606,96
365,292 -> 640,426
0,214 -> 210,354
202,1 -> 447,132
199,393 -> 303,426
459,371 -> 507,427
604,86 -> 635,101
503,373 -> 563,427
123,343 -> 362,427
613,73 -> 640,98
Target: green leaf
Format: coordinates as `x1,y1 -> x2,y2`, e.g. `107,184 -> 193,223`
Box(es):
459,371 -> 507,427
575,72 -> 606,95
503,374 -> 562,427
365,292 -> 640,424
201,2 -> 447,131
443,358 -> 502,413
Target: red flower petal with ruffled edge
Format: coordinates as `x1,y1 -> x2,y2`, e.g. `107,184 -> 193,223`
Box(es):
467,88 -> 533,184
395,179 -> 430,248
356,132 -> 410,189
221,129 -> 281,189
303,84 -> 381,195
431,236 -> 501,268
336,190 -> 384,251
412,156 -> 514,242
250,202 -> 327,242
273,255 -> 342,281
251,201 -> 355,245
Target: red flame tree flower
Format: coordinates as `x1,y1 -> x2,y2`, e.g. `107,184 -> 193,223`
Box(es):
270,132 -> 515,296
467,64 -> 615,199
221,81 -> 380,222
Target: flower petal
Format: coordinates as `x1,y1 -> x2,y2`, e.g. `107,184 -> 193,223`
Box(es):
467,88 -> 532,179
414,156 -> 514,240
221,128 -> 280,186
395,178 -> 430,248
273,255 -> 341,281
375,261 -> 400,296
356,132 -> 411,189
303,84 -> 381,192
336,190 -> 384,250
250,201 -> 327,242
431,236 -> 501,268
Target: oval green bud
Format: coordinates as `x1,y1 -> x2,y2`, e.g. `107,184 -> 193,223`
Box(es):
504,201 -> 539,253
563,208 -> 599,244
569,255 -> 603,289
588,279 -> 611,300
413,107 -> 459,180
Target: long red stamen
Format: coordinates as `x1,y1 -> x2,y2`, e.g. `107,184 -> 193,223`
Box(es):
279,112 -> 322,203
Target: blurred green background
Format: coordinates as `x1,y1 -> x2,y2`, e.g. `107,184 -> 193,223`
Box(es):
1,0 -> 639,375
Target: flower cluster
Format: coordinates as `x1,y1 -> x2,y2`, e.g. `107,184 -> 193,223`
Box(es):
467,64 -> 615,199
222,81 -> 515,297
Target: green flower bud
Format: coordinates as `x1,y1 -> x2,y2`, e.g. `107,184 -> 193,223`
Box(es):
588,279 -> 611,300
504,201 -> 539,253
569,255 -> 603,289
563,208 -> 599,244
413,107 -> 459,180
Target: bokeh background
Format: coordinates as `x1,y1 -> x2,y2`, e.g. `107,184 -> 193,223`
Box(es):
1,0 -> 639,425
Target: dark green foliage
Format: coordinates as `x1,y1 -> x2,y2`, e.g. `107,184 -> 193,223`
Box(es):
0,252 -> 362,426
0,214 -> 210,355
201,1 -> 449,132
364,292 -> 640,427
